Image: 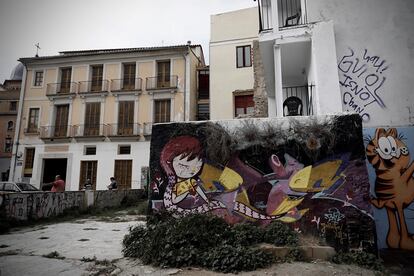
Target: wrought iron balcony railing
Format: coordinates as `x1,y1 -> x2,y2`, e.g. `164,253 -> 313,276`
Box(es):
46,82 -> 77,96
72,124 -> 107,137
282,85 -> 314,116
111,78 -> 142,92
39,125 -> 72,139
146,75 -> 178,90
106,123 -> 141,136
78,80 -> 109,94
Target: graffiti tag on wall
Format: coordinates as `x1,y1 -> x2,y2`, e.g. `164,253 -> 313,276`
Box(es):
149,115 -> 376,251
364,127 -> 414,250
338,48 -> 389,122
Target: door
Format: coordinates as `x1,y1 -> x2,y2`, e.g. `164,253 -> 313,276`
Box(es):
157,61 -> 171,88
79,161 -> 98,190
60,68 -> 72,93
91,65 -> 103,92
123,63 -> 136,90
42,158 -> 67,185
54,105 -> 69,137
114,160 -> 132,190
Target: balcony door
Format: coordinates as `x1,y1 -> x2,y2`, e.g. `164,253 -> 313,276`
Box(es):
118,101 -> 134,135
91,65 -> 103,92
154,99 -> 171,123
54,105 -> 69,137
157,60 -> 170,88
84,102 -> 100,136
59,68 -> 72,94
123,63 -> 136,90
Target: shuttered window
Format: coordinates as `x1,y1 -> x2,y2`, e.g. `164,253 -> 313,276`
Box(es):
123,63 -> 136,90
118,101 -> 134,135
60,67 -> 72,93
54,105 -> 69,137
235,95 -> 254,117
27,108 -> 40,132
84,102 -> 100,136
91,65 -> 103,92
114,160 -> 132,190
154,99 -> 171,123
157,61 -> 171,88
79,161 -> 98,190
24,148 -> 35,177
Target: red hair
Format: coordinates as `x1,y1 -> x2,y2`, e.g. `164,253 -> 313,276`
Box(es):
160,136 -> 202,176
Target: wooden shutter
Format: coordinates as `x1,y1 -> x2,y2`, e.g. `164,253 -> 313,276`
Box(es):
91,65 -> 103,92
79,161 -> 97,190
28,108 -> 39,131
114,160 -> 132,190
118,101 -> 134,135
157,61 -> 171,88
84,102 -> 100,136
54,105 -> 69,137
154,100 -> 171,123
24,148 -> 35,177
60,68 -> 72,93
123,63 -> 136,90
235,95 -> 254,117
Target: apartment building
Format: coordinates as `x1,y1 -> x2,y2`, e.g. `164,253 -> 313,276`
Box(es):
0,64 -> 22,180
210,8 -> 259,120
10,44 -> 205,190
255,0 -> 413,127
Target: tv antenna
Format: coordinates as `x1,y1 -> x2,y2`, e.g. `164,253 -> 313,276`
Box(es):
35,43 -> 41,57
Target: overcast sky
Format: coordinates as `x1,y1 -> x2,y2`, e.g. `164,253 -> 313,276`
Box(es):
0,0 -> 257,83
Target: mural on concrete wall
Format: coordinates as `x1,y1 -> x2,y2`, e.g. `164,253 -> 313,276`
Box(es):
338,47 -> 389,122
150,115 -> 376,250
364,127 -> 414,250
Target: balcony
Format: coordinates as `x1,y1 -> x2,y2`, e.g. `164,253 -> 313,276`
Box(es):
40,125 -> 72,141
282,85 -> 314,116
111,78 -> 142,93
46,82 -> 77,97
24,127 -> 40,135
106,123 -> 142,141
146,75 -> 178,91
72,124 -> 107,140
257,0 -> 308,32
78,80 -> 109,94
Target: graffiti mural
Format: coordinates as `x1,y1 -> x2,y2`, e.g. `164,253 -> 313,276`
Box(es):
338,47 -> 389,122
150,115 -> 376,251
364,127 -> 414,250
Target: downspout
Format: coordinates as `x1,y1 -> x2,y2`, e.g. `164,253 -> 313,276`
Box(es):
182,46 -> 190,121
10,63 -> 27,182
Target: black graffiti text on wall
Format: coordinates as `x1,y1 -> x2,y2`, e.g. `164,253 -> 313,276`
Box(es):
338,48 -> 389,122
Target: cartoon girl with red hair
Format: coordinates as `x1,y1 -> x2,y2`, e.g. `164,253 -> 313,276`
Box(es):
160,135 -> 224,214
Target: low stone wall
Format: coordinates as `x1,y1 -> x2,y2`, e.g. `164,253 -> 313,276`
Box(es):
0,189 -> 145,221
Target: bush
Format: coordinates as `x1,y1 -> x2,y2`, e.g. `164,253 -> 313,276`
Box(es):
331,250 -> 383,271
263,221 -> 299,246
230,223 -> 265,246
123,214 -> 274,272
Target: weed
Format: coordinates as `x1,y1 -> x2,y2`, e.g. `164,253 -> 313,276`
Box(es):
42,251 -> 65,260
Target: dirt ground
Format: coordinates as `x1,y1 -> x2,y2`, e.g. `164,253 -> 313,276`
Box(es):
0,209 -> 395,276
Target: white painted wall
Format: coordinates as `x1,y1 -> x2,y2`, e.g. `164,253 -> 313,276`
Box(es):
210,8 -> 258,120
307,0 -> 414,127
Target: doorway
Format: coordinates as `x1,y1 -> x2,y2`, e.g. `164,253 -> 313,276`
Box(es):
42,158 -> 68,184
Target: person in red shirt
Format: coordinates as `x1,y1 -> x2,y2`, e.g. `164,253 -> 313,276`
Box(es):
51,175 -> 65,192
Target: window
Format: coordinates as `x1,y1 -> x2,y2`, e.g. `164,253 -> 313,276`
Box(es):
10,101 -> 17,111
197,103 -> 210,121
34,71 -> 43,86
79,161 -> 97,190
7,121 -> 14,131
157,60 -> 171,88
24,148 -> 35,177
123,63 -> 136,90
4,137 -> 12,153
114,160 -> 132,190
154,99 -> 171,123
118,101 -> 134,135
27,108 -> 40,132
59,67 -> 72,93
84,146 -> 96,155
91,65 -> 103,92
84,102 -> 101,136
118,145 -> 131,155
236,45 -> 252,68
234,95 -> 254,117
54,105 -> 69,137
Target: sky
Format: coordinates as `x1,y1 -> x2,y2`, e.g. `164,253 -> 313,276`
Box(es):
0,0 -> 257,83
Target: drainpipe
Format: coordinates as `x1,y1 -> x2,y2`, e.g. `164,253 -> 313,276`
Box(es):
10,64 -> 27,182
182,42 -> 192,122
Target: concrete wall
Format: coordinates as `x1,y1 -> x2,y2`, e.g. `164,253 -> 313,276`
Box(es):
0,189 -> 144,221
307,0 -> 414,127
363,126 -> 414,251
210,8 -> 258,120
149,115 -> 376,252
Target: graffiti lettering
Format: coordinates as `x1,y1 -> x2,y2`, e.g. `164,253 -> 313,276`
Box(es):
338,48 -> 389,121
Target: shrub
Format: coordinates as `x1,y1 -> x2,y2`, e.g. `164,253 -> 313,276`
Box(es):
230,223 -> 265,246
331,250 -> 384,271
263,221 -> 299,246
